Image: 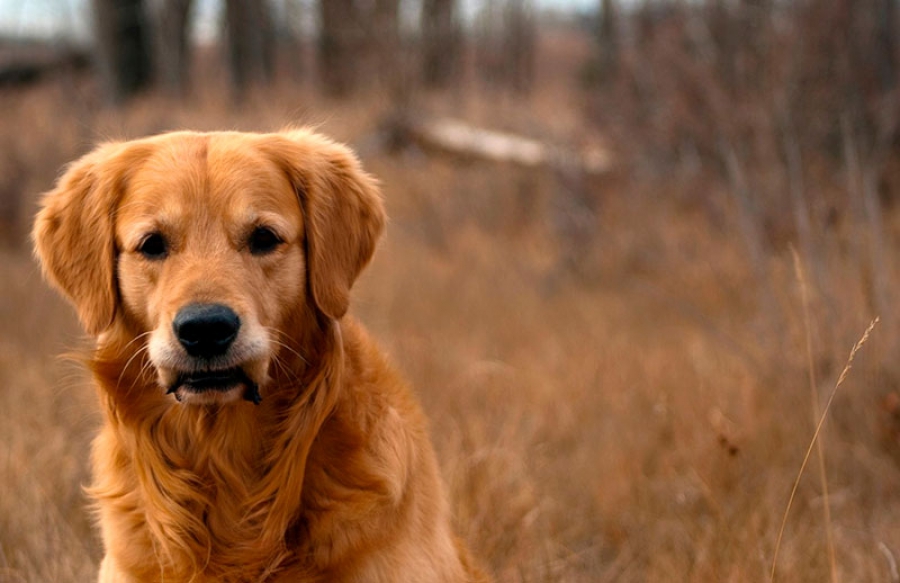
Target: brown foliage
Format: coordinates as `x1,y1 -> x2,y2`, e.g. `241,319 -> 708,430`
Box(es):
2,17 -> 900,581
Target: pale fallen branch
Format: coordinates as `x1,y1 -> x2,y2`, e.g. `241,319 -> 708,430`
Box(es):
382,115 -> 613,175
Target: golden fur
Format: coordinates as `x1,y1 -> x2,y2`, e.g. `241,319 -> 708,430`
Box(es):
33,129 -> 489,582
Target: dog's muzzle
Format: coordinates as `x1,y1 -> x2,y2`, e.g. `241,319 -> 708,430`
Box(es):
167,303 -> 262,404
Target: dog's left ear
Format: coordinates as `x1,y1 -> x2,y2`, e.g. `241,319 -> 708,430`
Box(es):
33,142 -> 148,335
260,129 -> 386,320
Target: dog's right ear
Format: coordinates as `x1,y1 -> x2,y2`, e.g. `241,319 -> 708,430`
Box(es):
32,142 -> 148,335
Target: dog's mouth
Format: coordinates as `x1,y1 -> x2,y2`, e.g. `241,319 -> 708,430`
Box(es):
167,367 -> 262,405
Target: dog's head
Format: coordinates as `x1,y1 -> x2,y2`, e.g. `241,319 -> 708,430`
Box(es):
33,130 -> 384,405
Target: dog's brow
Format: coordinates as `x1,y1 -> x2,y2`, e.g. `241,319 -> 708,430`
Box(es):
246,210 -> 291,228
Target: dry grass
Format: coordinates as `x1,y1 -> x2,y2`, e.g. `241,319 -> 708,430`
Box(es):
2,26 -> 900,583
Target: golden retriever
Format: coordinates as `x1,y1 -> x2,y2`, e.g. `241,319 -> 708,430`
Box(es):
33,129 -> 489,583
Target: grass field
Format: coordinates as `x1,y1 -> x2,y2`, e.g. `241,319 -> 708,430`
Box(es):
2,26 -> 900,583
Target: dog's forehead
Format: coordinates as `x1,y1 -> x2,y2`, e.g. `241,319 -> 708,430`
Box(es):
121,134 -> 299,220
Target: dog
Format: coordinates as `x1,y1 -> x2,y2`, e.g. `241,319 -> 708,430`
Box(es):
33,129 -> 489,583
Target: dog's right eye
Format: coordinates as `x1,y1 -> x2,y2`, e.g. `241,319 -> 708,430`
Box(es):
138,233 -> 168,260
248,226 -> 283,255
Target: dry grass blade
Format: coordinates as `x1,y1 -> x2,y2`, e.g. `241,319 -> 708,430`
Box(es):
791,249 -> 837,583
878,542 -> 900,583
770,316 -> 879,582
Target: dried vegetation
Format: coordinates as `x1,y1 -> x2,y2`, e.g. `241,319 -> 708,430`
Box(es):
2,8 -> 900,581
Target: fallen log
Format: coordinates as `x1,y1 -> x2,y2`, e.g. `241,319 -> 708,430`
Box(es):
382,114 -> 613,175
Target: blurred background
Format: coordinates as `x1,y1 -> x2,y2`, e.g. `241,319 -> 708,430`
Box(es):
1,0 -> 900,581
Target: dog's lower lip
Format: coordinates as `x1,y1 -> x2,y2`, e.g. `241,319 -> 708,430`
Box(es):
168,368 -> 262,404
172,368 -> 245,392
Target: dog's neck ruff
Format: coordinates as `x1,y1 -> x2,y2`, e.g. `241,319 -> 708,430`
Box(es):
88,321 -> 345,581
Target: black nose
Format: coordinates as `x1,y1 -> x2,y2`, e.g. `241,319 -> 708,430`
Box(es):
173,304 -> 241,359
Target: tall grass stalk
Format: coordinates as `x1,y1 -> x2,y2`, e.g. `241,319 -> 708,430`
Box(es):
770,316 -> 879,582
791,249 -> 837,583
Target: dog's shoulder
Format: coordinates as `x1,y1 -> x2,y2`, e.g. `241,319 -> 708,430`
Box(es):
340,318 -> 427,427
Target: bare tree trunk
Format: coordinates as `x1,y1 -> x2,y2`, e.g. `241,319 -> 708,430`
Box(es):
421,0 -> 460,88
705,0 -> 738,91
318,0 -> 359,96
224,0 -> 274,102
373,0 -> 413,105
503,0 -> 536,93
92,0 -> 152,104
279,0 -> 306,80
475,0 -> 501,89
149,0 -> 193,96
876,0 -> 897,91
373,0 -> 399,70
476,0 -> 535,93
596,0 -> 618,79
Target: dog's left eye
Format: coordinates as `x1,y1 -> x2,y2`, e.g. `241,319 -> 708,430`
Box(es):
138,233 -> 168,260
248,226 -> 283,255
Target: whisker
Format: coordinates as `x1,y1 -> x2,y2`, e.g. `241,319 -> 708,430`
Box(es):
120,346 -> 154,397
136,352 -> 157,384
263,327 -> 309,366
270,350 -> 305,388
116,344 -> 149,393
119,343 -> 149,377
118,330 -> 154,358
113,331 -> 155,394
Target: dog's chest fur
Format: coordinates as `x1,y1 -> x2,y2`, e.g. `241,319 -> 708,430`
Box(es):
90,323 -> 430,582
